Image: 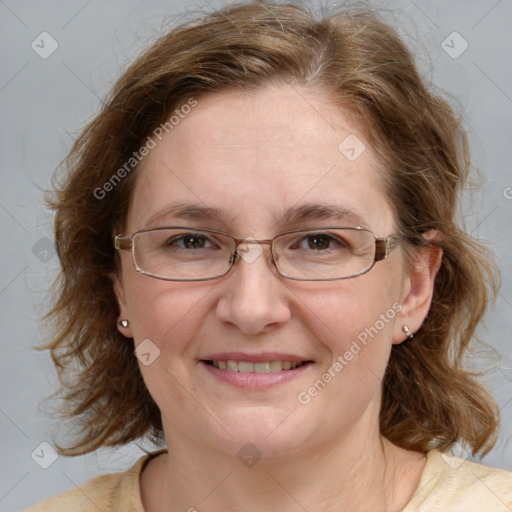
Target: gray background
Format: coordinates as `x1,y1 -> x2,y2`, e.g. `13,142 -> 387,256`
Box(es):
0,0 -> 511,510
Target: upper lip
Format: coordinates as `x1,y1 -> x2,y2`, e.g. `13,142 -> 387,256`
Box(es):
201,352 -> 312,363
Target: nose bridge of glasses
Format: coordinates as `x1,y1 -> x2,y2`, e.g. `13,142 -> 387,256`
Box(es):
233,236 -> 273,247
231,237 -> 276,268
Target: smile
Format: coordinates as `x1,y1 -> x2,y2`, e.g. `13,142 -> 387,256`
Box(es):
204,360 -> 308,373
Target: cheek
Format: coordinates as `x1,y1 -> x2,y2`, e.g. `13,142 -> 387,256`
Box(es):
124,275 -> 217,354
295,275 -> 400,395
296,291 -> 398,422
296,273 -> 399,346
123,278 -> 219,414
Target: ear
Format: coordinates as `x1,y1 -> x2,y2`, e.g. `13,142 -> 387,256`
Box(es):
392,230 -> 442,345
111,272 -> 133,338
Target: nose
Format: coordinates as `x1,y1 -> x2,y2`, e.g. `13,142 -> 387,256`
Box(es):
215,243 -> 291,335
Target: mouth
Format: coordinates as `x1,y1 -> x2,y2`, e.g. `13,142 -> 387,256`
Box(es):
199,353 -> 314,388
202,359 -> 311,373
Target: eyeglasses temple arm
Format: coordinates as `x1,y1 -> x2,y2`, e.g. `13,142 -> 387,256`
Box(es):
374,235 -> 400,261
114,235 -> 132,251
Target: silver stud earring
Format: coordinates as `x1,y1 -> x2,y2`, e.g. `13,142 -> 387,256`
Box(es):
402,325 -> 414,339
119,319 -> 129,328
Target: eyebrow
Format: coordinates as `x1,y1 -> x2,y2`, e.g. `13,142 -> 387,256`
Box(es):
144,203 -> 228,228
277,203 -> 367,228
143,202 -> 368,230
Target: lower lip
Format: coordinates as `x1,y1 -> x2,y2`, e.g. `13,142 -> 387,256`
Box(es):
200,361 -> 312,389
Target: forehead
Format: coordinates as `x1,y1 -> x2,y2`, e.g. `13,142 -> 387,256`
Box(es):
127,84 -> 394,236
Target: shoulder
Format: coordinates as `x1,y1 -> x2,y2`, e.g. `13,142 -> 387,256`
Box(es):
23,451 -> 159,512
405,450 -> 512,511
23,471 -> 128,512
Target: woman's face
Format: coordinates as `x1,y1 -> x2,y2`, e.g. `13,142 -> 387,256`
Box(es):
114,84 -> 417,458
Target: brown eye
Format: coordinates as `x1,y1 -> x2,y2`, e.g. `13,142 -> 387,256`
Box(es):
167,234 -> 211,250
305,234 -> 333,250
181,234 -> 207,249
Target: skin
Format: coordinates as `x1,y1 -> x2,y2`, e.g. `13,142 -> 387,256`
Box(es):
113,84 -> 441,511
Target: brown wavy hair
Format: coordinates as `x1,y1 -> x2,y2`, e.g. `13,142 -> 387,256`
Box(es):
41,1 -> 500,455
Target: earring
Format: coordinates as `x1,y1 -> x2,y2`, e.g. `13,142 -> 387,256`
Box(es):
119,319 -> 129,328
402,325 -> 414,339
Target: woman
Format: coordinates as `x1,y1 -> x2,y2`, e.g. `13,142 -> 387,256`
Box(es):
26,1 -> 512,510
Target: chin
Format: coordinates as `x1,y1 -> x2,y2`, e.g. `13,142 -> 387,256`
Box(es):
195,405 -> 320,461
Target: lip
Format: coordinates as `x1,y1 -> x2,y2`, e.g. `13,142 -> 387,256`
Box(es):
199,353 -> 314,390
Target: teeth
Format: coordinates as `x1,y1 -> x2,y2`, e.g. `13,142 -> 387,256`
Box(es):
212,360 -> 305,373
255,362 -> 271,373
238,361 -> 254,373
227,360 -> 238,371
268,361 -> 282,372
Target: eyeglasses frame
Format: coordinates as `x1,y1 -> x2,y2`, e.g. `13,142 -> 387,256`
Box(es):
114,225 -> 400,282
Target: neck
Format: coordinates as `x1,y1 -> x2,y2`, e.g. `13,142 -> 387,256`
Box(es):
141,414 -> 426,511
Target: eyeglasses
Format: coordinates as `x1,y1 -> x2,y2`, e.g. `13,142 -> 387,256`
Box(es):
114,226 -> 400,282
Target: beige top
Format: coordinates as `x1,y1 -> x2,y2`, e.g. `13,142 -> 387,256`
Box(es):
24,450 -> 512,511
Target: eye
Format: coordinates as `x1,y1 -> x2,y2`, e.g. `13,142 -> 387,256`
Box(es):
304,233 -> 332,250
168,233 -> 214,250
298,233 -> 348,251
